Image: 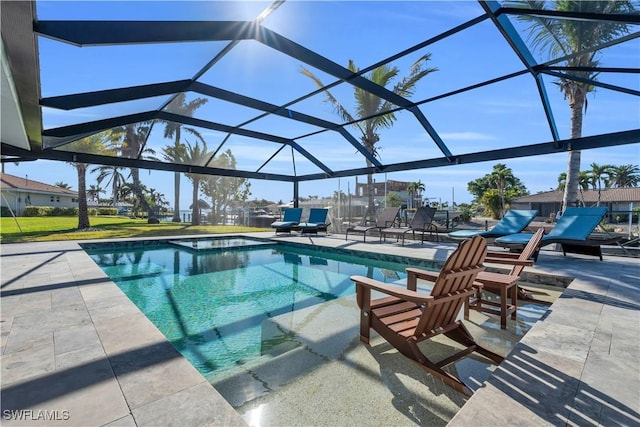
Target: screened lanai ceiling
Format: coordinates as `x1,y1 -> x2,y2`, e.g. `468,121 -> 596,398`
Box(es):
1,0 -> 639,187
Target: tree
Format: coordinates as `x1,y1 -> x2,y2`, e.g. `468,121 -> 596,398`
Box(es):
162,93 -> 208,222
55,181 -> 72,189
609,164 -> 640,188
200,150 -> 251,224
384,191 -> 404,208
467,163 -> 528,218
183,139 -> 212,225
588,162 -> 614,206
301,55 -> 436,219
407,180 -> 425,208
87,184 -> 105,202
556,170 -> 592,192
113,123 -> 157,221
508,0 -> 637,212
65,133 -> 108,229
147,187 -> 170,216
489,164 -> 517,218
93,165 -> 127,206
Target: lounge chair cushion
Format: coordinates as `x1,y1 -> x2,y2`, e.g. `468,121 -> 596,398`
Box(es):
496,207 -> 608,246
449,209 -> 538,239
271,208 -> 303,232
447,229 -> 488,239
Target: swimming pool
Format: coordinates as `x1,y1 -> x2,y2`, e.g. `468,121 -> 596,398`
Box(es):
82,236 -> 440,380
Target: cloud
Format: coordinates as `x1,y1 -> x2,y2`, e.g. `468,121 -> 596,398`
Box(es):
439,132 -> 496,141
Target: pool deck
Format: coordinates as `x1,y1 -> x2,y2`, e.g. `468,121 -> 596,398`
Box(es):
1,233 -> 638,426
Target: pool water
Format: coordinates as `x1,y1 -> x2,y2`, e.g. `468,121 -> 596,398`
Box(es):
83,238 -> 439,380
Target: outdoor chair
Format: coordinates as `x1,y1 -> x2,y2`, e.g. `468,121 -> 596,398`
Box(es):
270,208 -> 303,234
448,209 -> 538,240
495,207 -> 616,261
473,228 -> 546,329
297,208 -> 331,235
351,235 -> 504,396
345,207 -> 400,242
380,206 -> 438,245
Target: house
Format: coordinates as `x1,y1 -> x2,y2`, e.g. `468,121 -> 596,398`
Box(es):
510,188 -> 640,221
0,173 -> 78,216
354,178 -> 410,199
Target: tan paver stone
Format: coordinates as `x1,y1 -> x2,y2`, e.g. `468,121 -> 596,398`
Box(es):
51,287 -> 84,308
1,358 -> 129,427
55,344 -> 105,370
94,312 -> 166,355
132,382 -> 247,427
1,344 -> 55,386
109,341 -> 208,409
102,415 -> 137,427
4,329 -> 53,355
79,282 -> 126,303
54,323 -> 101,355
84,294 -> 140,323
1,292 -> 51,318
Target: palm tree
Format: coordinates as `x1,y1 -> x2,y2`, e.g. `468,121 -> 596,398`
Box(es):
489,164 -> 517,218
508,1 -> 636,212
87,184 -> 105,202
162,93 -> 208,222
407,180 -> 425,209
588,162 -> 614,206
557,170 -> 593,192
92,165 -> 127,207
55,181 -> 72,189
114,123 -> 157,221
609,164 -> 640,188
65,133 -> 108,229
301,55 -> 436,219
183,139 -> 212,225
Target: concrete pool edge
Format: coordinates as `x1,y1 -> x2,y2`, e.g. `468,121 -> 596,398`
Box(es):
2,233 -> 638,426
0,239 -> 248,427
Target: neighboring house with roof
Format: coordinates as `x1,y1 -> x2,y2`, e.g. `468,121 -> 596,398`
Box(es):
0,173 -> 78,216
511,188 -> 640,220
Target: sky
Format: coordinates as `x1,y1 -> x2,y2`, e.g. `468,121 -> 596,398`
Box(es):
5,1 -> 639,208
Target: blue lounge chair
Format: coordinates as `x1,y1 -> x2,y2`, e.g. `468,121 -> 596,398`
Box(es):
298,208 -> 331,234
495,207 -> 615,261
270,208 -> 303,234
448,209 -> 538,240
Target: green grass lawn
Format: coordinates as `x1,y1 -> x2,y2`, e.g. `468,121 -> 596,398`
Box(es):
0,216 -> 270,243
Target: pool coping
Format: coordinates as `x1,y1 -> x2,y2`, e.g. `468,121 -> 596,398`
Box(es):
1,232 -> 638,426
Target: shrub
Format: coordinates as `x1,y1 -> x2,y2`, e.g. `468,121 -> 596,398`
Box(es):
23,206 -> 79,216
51,207 -> 78,216
458,206 -> 473,223
97,207 -> 118,216
0,206 -> 12,217
24,206 -> 52,216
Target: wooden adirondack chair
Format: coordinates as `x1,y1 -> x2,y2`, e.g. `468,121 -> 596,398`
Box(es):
472,228 -> 547,329
351,235 -> 504,396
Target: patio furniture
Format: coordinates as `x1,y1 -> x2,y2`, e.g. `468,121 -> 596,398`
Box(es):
345,207 -> 400,242
298,208 -> 331,234
495,207 -> 615,261
380,206 -> 438,245
270,208 -> 303,234
351,235 -> 504,396
448,209 -> 538,240
472,228 -> 546,329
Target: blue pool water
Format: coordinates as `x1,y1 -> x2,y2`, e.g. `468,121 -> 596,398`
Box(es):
83,237 -> 439,380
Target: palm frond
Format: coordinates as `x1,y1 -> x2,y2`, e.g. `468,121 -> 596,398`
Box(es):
300,65 -> 362,132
